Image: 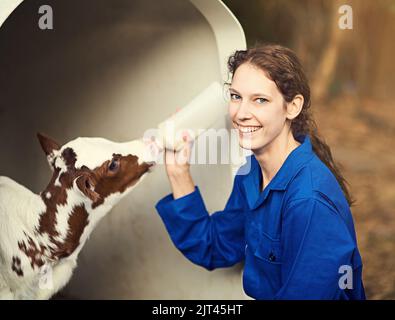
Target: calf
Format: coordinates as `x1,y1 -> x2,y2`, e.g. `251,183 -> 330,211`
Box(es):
0,133 -> 158,299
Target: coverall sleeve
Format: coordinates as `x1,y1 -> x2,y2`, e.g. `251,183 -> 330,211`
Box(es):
155,175 -> 246,271
274,197 -> 358,299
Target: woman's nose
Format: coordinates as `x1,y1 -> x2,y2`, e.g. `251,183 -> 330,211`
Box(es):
235,101 -> 253,120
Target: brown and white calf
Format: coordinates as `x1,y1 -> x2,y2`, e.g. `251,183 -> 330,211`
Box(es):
0,133 -> 158,299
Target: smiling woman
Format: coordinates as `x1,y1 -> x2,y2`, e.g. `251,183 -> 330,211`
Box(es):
156,43 -> 366,300
226,45 -> 353,201
227,62 -> 302,180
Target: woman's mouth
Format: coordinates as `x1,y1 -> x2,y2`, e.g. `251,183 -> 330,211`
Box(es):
234,122 -> 263,135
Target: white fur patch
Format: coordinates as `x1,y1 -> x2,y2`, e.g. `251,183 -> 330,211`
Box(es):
59,138 -> 150,170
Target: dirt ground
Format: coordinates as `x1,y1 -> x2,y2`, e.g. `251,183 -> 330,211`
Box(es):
315,94 -> 395,299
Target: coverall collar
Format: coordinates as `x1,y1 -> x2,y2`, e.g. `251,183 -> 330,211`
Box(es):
242,134 -> 315,209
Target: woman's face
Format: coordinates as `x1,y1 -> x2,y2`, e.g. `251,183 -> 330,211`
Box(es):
228,63 -> 289,152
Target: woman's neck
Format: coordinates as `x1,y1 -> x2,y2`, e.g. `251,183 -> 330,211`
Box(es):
253,129 -> 301,191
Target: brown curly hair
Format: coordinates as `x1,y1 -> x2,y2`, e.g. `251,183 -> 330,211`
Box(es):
227,43 -> 354,206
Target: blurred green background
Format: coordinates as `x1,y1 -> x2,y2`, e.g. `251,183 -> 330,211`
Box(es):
223,0 -> 395,299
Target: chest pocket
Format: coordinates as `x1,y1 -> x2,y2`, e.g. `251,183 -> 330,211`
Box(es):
250,232 -> 283,298
254,232 -> 283,265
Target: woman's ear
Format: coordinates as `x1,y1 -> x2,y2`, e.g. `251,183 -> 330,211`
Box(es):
286,94 -> 304,120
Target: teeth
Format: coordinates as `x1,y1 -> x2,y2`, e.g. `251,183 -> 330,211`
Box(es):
235,123 -> 262,133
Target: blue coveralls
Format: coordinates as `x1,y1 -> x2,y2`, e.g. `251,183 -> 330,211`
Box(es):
155,135 -> 366,299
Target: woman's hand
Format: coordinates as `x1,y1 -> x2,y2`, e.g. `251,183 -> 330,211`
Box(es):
164,133 -> 195,199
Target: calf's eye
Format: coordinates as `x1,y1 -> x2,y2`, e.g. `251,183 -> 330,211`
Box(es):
108,159 -> 119,171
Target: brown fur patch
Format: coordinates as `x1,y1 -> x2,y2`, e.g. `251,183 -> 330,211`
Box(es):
92,155 -> 152,209
35,148 -> 87,261
11,256 -> 24,277
51,205 -> 89,259
62,147 -> 77,167
38,168 -> 66,239
18,235 -> 45,270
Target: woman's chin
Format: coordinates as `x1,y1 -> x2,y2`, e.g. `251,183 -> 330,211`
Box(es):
239,139 -> 254,150
239,137 -> 268,152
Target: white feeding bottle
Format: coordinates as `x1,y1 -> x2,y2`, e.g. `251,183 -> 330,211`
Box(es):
157,81 -> 227,151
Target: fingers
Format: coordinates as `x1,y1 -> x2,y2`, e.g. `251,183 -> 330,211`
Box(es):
164,131 -> 194,166
178,131 -> 194,163
142,136 -> 164,164
164,146 -> 176,165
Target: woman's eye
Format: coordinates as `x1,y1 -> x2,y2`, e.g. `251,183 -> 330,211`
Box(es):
256,98 -> 269,104
108,159 -> 119,171
230,93 -> 241,101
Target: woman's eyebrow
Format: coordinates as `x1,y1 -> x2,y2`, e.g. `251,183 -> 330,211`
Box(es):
229,87 -> 241,94
251,92 -> 272,99
229,87 -> 272,99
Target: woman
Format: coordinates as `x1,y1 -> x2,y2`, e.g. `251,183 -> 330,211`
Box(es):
155,44 -> 365,300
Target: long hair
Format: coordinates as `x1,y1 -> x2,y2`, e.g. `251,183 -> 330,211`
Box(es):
227,44 -> 354,206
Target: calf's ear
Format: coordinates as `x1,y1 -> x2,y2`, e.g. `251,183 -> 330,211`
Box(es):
37,132 -> 61,156
76,174 -> 100,203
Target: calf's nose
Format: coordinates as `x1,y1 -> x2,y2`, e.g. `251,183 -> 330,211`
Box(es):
138,138 -> 162,165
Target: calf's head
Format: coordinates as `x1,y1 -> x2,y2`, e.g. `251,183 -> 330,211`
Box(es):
11,133 -> 158,277
37,133 -> 157,214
